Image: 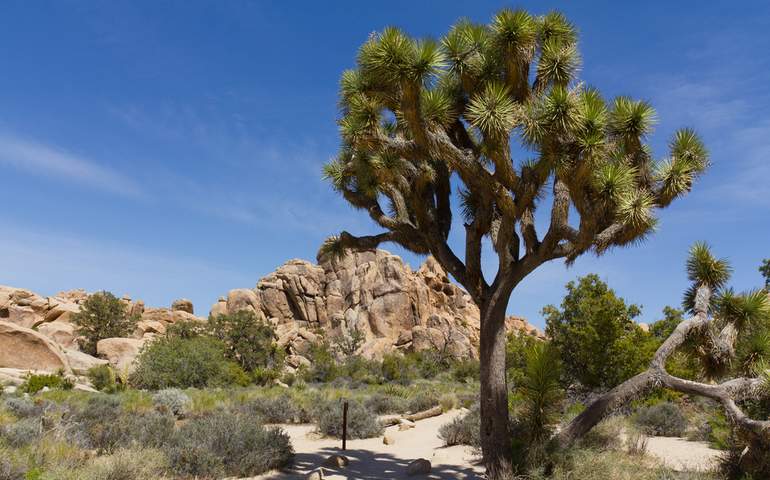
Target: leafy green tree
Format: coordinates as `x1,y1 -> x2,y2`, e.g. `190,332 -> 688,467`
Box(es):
760,259 -> 770,288
207,311 -> 280,372
649,306 -> 684,340
544,274 -> 655,389
321,9 -> 708,477
71,291 -> 138,355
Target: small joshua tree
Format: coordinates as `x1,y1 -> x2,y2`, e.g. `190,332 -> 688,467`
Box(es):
560,243 -> 770,466
321,9 -> 708,477
760,259 -> 770,289
72,291 -> 138,355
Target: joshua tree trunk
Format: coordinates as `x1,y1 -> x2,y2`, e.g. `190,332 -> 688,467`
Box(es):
479,290 -> 515,479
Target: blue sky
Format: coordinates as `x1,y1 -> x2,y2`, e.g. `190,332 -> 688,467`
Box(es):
0,1 -> 768,327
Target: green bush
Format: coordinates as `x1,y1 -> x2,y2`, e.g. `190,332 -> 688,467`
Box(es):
87,365 -> 121,393
19,373 -> 73,394
166,410 -> 293,478
381,352 -> 418,385
207,311 -> 281,372
452,358 -> 480,382
165,318 -> 208,339
315,400 -> 383,439
152,389 -> 192,418
303,340 -> 339,383
633,402 -> 687,437
71,291 -> 138,355
438,404 -> 480,448
407,391 -> 441,413
129,336 -> 248,389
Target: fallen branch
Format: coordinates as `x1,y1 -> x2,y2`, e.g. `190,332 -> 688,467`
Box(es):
380,405 -> 443,427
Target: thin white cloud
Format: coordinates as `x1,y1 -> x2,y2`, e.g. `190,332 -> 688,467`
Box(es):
0,134 -> 143,197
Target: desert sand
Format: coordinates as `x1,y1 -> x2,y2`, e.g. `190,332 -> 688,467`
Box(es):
251,411 -> 724,479
252,410 -> 484,479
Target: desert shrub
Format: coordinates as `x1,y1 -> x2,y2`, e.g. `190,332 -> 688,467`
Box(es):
87,365 -> 121,393
452,358 -> 480,382
80,448 -> 168,480
332,328 -> 366,358
340,355 -> 382,384
252,366 -> 282,386
207,311 -> 281,372
0,417 -> 42,447
303,340 -> 339,383
166,410 -> 293,478
153,389 -> 191,418
68,396 -> 175,453
364,393 -> 408,415
165,318 -> 207,339
380,352 -> 418,385
633,402 -> 687,437
315,400 -> 383,439
129,335 -> 247,389
67,396 -> 127,452
625,427 -> 648,456
439,393 -> 458,412
3,397 -> 50,418
71,291 -> 138,355
406,391 -> 441,413
438,404 -> 480,448
246,395 -> 310,424
0,450 -> 25,480
19,373 -> 73,394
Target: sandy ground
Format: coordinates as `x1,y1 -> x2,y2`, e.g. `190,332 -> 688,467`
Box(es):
252,410 -> 485,479
645,436 -> 722,472
250,412 -> 724,479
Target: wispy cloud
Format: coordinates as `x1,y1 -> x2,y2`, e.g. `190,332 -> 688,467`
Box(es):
0,134 -> 143,197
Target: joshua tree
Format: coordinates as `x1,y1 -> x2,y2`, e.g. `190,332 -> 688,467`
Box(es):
560,243 -> 770,467
321,9 -> 708,477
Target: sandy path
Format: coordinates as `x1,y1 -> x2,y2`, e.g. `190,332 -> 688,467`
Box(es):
252,410 -> 485,479
645,436 -> 721,472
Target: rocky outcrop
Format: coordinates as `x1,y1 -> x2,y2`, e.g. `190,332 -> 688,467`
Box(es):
0,321 -> 72,373
212,250 -> 542,361
97,338 -> 145,372
0,285 -> 80,329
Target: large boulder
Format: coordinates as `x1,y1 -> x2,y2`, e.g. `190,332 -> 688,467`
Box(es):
96,338 -> 145,372
37,321 -> 78,349
171,298 -> 194,314
0,321 -> 71,373
64,348 -> 109,375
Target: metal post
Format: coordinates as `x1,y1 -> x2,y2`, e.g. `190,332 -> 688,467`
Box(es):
342,401 -> 349,450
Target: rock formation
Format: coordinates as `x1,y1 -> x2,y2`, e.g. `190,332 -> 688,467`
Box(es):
211,250 -> 543,362
0,250 -> 542,381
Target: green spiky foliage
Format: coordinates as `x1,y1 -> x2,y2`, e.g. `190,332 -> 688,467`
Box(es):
322,9 -> 708,476
679,244 -> 770,380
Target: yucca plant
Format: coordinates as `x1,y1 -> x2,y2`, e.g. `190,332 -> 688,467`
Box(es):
322,9 -> 708,478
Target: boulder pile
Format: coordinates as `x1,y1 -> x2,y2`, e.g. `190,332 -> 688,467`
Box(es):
0,250 -> 543,382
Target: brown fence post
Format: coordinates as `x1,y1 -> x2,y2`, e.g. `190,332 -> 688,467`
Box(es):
342,401 -> 348,450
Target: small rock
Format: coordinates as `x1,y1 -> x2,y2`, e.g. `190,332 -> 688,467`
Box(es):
398,422 -> 414,431
383,433 -> 395,445
407,458 -> 431,476
322,454 -> 349,468
306,468 -> 325,480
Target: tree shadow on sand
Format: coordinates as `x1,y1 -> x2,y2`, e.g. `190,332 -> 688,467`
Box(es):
259,446 -> 484,479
